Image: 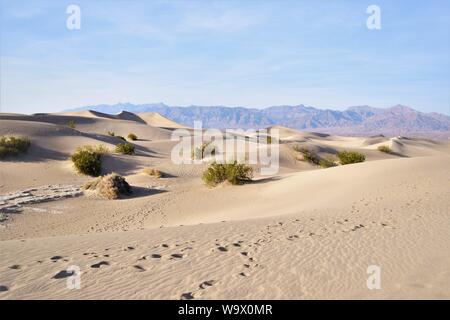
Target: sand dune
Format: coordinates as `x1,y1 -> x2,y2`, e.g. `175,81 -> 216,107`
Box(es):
1,112 -> 449,299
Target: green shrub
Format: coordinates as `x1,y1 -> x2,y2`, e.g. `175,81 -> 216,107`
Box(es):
83,173 -> 132,199
192,141 -> 216,160
71,145 -> 103,176
202,161 -> 253,187
337,151 -> 366,165
115,143 -> 135,155
107,131 -> 115,137
127,133 -> 138,141
294,146 -> 320,165
377,145 -> 392,154
319,156 -> 337,168
143,167 -> 162,178
67,120 -> 76,129
0,136 -> 31,158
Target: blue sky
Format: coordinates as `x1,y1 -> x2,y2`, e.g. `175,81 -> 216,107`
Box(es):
0,0 -> 449,114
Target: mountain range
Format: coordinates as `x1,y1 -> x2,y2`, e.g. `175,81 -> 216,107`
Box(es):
69,103 -> 450,140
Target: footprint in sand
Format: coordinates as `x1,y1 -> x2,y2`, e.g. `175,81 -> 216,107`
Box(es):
150,254 -> 162,259
9,264 -> 21,270
91,261 -> 110,268
0,285 -> 9,292
199,280 -> 216,289
53,270 -> 74,279
217,246 -> 228,252
133,265 -> 145,272
170,253 -> 183,259
50,256 -> 63,261
180,292 -> 194,300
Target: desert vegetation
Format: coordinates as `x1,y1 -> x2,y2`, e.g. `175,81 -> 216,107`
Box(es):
71,145 -> 108,176
127,133 -> 138,141
83,173 -> 132,199
107,131 -> 115,137
143,167 -> 162,178
202,161 -> 253,187
0,136 -> 31,158
192,141 -> 216,160
293,146 -> 320,165
115,143 -> 135,155
378,145 -> 393,154
319,156 -> 337,168
67,120 -> 76,129
337,151 -> 366,165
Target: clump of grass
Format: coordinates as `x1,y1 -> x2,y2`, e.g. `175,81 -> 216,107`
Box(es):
143,167 -> 162,178
127,133 -> 138,141
71,145 -> 108,176
202,161 -> 253,187
107,131 -> 115,137
115,143 -> 135,155
192,141 -> 216,160
319,156 -> 337,168
67,120 -> 76,129
83,173 -> 132,199
377,145 -> 392,154
293,146 -> 320,165
337,151 -> 366,165
0,136 -> 31,158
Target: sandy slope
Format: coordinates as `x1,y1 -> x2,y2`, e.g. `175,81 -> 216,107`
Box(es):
1,112 -> 449,299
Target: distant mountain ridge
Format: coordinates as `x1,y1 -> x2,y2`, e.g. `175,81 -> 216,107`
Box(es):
68,103 -> 450,139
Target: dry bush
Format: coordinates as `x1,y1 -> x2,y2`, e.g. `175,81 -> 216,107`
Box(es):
127,133 -> 138,141
115,143 -> 135,155
83,173 -> 132,199
192,141 -> 216,160
143,167 -> 162,178
377,145 -> 392,154
71,145 -> 108,176
337,151 -> 366,165
0,136 -> 31,158
293,146 -> 320,165
202,161 -> 253,187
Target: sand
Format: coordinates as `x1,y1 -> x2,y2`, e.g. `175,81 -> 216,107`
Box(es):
0,111 -> 449,299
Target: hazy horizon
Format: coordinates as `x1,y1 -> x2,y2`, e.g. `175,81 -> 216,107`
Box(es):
1,0 -> 449,115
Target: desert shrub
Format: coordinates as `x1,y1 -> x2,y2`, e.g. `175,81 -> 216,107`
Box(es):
127,133 -> 138,141
67,120 -> 76,129
202,161 -> 253,187
377,145 -> 392,154
70,145 -> 105,176
143,167 -> 162,178
337,151 -> 366,165
107,131 -> 115,137
115,143 -> 135,155
319,156 -> 337,168
294,146 -> 320,165
83,173 -> 132,199
0,136 -> 31,158
192,141 -> 216,160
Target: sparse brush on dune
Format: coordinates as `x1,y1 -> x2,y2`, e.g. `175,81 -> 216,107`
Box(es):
0,136 -> 31,158
71,145 -> 108,176
202,161 -> 253,187
319,156 -> 337,168
378,145 -> 392,154
293,145 -> 320,165
192,141 -> 216,160
143,167 -> 162,178
115,143 -> 135,155
127,133 -> 138,141
67,120 -> 76,129
337,151 -> 366,165
83,173 -> 132,199
107,131 -> 115,137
